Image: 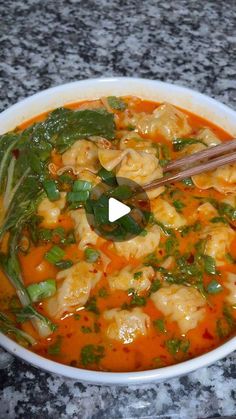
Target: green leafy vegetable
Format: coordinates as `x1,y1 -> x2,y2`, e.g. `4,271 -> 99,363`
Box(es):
14,304 -> 56,332
108,184 -> 133,200
107,96 -> 127,111
173,138 -> 206,151
27,279 -> 56,302
80,344 -> 105,366
0,312 -> 36,346
98,167 -> 117,186
48,108 -> 115,153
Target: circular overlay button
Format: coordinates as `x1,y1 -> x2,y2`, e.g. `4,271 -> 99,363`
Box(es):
85,177 -> 150,242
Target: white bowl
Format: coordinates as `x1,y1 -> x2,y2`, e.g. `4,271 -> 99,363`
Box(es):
0,77 -> 235,385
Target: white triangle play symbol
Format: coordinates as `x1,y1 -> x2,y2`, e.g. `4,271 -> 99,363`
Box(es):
108,197 -> 131,222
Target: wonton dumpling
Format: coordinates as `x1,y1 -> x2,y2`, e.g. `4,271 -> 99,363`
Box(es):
45,261 -> 102,318
103,307 -> 150,344
117,149 -> 164,199
196,128 -> 221,147
151,198 -> 186,229
135,103 -> 192,141
70,208 -> 99,250
151,285 -> 206,334
193,163 -> 236,194
196,202 -> 218,221
225,273 -> 236,306
114,225 -> 161,259
119,132 -> 157,155
98,148 -> 164,199
37,193 -> 66,227
108,265 -> 155,293
201,224 -> 235,266
61,140 -> 99,174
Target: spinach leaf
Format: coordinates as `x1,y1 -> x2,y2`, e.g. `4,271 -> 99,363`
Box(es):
0,312 -> 36,346
48,108 -> 115,152
173,138 -> 206,151
107,96 -> 127,111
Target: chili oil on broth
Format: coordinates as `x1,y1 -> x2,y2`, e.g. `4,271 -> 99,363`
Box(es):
0,96 -> 235,373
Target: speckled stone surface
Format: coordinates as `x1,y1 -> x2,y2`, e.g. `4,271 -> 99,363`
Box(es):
0,1 -> 236,418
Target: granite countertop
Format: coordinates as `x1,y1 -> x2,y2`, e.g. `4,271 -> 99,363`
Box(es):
0,1 -> 236,418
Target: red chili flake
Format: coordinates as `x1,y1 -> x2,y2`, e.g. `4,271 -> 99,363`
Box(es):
123,347 -> 130,353
12,149 -> 20,159
187,254 -> 194,264
66,333 -> 73,338
203,329 -> 214,340
83,316 -> 89,321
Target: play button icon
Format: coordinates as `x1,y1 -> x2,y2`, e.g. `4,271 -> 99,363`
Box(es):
85,177 -> 151,242
108,197 -> 131,222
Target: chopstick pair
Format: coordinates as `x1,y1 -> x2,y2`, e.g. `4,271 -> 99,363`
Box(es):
143,138 -> 236,192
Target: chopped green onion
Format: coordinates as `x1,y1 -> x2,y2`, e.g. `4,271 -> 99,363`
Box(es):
67,190 -> 90,202
153,318 -> 167,333
80,344 -> 105,366
27,279 -> 56,302
203,255 -> 218,275
44,246 -> 65,264
182,177 -> 194,187
119,214 -> 142,234
134,271 -> 143,279
81,326 -> 92,334
108,185 -> 133,200
58,173 -> 74,185
210,216 -> 228,224
84,248 -> 100,263
173,200 -> 186,212
43,179 -> 60,201
72,180 -> 92,192
207,280 -> 223,294
55,260 -> 73,270
98,167 -> 117,186
47,336 -> 62,355
149,279 -> 161,294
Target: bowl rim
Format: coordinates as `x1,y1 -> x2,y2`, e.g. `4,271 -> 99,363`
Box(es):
0,77 -> 235,384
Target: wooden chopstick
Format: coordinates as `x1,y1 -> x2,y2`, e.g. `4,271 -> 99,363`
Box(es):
143,139 -> 236,192
163,138 -> 236,173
